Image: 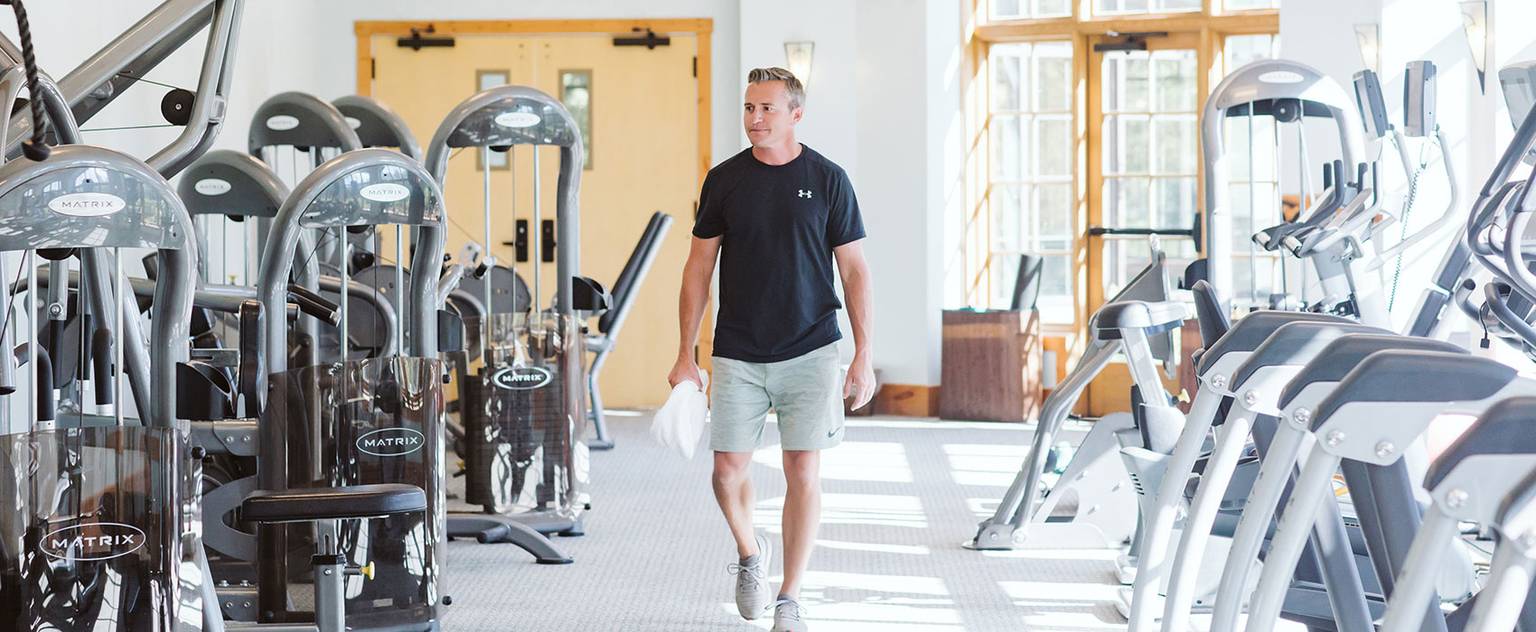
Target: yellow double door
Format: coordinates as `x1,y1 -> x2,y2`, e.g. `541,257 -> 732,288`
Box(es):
366,27 -> 702,408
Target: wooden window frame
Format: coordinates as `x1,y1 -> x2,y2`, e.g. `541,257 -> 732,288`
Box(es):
960,0 -> 1277,338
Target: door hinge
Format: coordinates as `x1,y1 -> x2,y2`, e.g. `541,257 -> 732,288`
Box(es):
692,56 -> 697,78
370,58 -> 376,80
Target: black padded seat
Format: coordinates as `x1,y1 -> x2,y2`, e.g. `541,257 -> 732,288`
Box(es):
1425,397 -> 1536,489
1196,311 -> 1353,377
1093,300 -> 1186,339
242,483 -> 426,524
1276,334 -> 1465,408
1228,321 -> 1384,387
1310,351 -> 1517,432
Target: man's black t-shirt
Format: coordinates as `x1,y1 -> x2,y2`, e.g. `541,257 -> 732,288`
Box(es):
692,145 -> 865,363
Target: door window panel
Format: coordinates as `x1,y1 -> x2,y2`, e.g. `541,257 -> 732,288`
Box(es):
986,41 -> 1075,320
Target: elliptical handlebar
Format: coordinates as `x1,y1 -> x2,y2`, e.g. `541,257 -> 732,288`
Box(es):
1369,128 -> 1461,267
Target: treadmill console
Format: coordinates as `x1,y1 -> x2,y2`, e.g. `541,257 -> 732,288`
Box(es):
1403,60 -> 1437,137
1498,61 -> 1536,163
1352,69 -> 1390,140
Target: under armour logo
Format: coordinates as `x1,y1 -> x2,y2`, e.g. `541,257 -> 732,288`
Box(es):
798,189 -> 813,199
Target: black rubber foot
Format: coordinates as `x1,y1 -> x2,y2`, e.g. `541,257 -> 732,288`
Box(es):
586,438 -> 615,451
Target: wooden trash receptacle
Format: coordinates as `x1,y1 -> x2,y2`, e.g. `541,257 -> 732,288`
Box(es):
940,309 -> 1043,422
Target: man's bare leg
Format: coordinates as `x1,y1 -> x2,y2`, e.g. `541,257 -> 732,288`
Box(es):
713,450 -> 759,558
778,449 -> 821,599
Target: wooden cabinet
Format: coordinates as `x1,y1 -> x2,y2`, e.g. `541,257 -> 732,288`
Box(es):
939,309 -> 1043,422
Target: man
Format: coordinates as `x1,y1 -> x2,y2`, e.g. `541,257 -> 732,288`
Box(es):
668,67 -> 875,632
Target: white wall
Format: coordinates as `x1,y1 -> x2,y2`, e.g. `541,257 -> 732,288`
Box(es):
853,0 -> 943,385
738,1 -> 858,176
735,0 -> 956,386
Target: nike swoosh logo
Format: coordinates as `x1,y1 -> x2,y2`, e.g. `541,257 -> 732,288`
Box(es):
827,426 -> 843,439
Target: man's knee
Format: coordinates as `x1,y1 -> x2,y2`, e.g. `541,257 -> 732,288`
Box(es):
782,450 -> 820,490
713,451 -> 753,485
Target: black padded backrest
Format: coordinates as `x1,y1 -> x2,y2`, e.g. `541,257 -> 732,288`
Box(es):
1277,334 -> 1465,408
600,212 -> 665,333
1181,258 -> 1209,290
1197,311 -> 1354,377
237,300 -> 264,418
1425,397 -> 1536,489
1010,254 -> 1044,311
572,276 -> 611,312
1311,350 -> 1518,430
177,361 -> 232,421
437,309 -> 465,354
1230,321 -> 1385,386
1190,280 -> 1230,347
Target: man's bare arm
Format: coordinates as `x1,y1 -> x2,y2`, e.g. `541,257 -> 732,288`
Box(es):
669,235 -> 722,387
834,239 -> 875,409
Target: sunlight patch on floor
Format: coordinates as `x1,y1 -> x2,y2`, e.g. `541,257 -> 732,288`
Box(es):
797,602 -> 966,628
720,603 -> 968,632
1020,610 -> 1127,630
796,570 -> 951,596
942,443 -> 1034,488
1000,579 -> 1124,604
979,548 -> 1122,562
813,538 -> 932,555
965,497 -> 1003,520
843,417 -> 1037,431
827,441 -> 915,483
751,440 -> 915,483
756,493 -> 929,529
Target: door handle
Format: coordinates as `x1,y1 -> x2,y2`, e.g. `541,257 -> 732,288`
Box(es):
512,220 -> 529,262
541,220 -> 556,263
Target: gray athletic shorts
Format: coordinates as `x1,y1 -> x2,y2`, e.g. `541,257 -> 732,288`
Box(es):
710,343 -> 845,452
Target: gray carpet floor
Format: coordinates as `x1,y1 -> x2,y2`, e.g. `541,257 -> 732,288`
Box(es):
439,412 -> 1141,631
439,413 -> 1313,631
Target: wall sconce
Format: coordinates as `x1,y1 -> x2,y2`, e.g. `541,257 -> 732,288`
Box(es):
1353,24 -> 1381,75
785,41 -> 815,87
1461,0 -> 1489,94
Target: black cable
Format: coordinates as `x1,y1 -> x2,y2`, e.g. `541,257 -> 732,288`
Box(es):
81,123 -> 178,133
112,71 -> 186,92
294,230 -> 339,284
3,0 -> 50,161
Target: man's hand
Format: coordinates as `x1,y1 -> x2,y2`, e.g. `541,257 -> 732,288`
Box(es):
844,353 -> 876,411
668,356 -> 704,389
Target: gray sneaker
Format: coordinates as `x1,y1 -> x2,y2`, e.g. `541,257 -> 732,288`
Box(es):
771,598 -> 807,632
728,534 -> 773,619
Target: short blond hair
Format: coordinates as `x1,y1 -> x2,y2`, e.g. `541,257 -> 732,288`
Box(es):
747,67 -> 805,109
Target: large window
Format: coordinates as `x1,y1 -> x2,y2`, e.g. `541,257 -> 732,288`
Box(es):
992,0 -> 1071,20
1096,0 -> 1200,15
1221,34 -> 1284,307
1100,48 -> 1199,295
961,0 -> 1280,331
988,42 -> 1075,321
